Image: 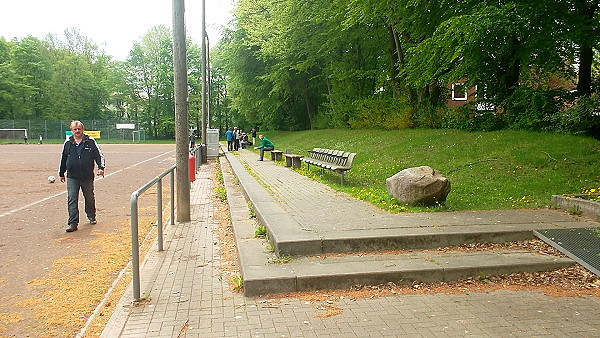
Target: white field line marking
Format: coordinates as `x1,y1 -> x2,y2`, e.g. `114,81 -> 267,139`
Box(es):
0,150 -> 174,218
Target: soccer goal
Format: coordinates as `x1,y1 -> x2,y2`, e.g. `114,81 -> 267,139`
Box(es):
132,130 -> 146,143
0,129 -> 28,143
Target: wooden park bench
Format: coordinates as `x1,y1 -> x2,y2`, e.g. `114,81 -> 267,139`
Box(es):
270,150 -> 283,161
283,153 -> 302,168
301,148 -> 357,185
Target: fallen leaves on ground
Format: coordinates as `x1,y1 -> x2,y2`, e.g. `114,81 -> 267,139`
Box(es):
213,163 -> 600,319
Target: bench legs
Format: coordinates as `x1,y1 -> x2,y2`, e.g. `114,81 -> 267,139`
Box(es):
285,156 -> 301,168
270,151 -> 282,161
302,163 -> 348,186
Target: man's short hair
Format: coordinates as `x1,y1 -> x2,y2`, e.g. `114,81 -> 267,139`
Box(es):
70,120 -> 84,130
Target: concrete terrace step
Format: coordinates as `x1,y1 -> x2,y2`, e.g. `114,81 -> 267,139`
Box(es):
240,249 -> 574,297
225,149 -> 596,256
221,147 -> 598,296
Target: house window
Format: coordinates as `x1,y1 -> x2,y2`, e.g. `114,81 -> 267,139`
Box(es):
451,83 -> 467,101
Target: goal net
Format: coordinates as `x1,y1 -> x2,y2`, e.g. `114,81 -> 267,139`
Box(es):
0,129 -> 28,142
132,130 -> 146,143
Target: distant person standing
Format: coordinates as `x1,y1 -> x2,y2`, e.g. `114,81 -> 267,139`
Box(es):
233,127 -> 241,151
39,134 -> 43,144
59,120 -> 105,233
189,132 -> 196,150
23,135 -> 28,144
225,127 -> 234,151
236,129 -> 245,151
254,134 -> 274,161
251,128 -> 257,143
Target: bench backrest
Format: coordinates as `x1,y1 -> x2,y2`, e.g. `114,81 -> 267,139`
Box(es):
307,148 -> 356,169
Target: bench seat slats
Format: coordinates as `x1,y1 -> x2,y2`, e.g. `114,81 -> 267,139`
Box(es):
300,148 -> 356,185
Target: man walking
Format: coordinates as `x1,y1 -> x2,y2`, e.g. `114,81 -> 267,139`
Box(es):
59,120 -> 105,233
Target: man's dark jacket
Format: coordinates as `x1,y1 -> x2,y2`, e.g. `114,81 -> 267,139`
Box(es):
59,135 -> 105,180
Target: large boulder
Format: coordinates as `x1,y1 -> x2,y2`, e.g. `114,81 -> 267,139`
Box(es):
386,166 -> 451,206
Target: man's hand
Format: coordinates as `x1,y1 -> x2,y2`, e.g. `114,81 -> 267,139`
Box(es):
97,169 -> 105,177
60,176 -> 65,183
254,147 -> 258,150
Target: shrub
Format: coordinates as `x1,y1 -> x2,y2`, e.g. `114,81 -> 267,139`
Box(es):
503,87 -> 564,131
552,93 -> 600,139
348,98 -> 413,130
443,105 -> 506,131
412,102 -> 446,129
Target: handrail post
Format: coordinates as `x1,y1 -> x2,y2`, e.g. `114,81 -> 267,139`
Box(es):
170,170 -> 175,225
130,192 -> 141,301
156,179 -> 163,251
129,164 -> 176,302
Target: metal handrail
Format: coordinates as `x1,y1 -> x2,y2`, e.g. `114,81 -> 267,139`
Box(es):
130,164 -> 176,301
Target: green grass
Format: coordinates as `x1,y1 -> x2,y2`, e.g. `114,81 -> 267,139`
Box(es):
256,129 -> 599,212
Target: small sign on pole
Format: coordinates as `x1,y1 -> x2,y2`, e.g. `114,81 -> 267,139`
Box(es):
116,123 -> 136,130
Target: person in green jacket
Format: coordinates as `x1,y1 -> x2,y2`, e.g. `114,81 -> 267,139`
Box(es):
254,134 -> 274,161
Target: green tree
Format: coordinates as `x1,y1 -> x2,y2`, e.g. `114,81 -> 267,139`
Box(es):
10,36 -> 52,119
43,29 -> 113,120
125,26 -> 175,138
214,25 -> 274,130
567,0 -> 600,96
406,2 -> 577,106
0,38 -> 19,119
46,52 -> 109,119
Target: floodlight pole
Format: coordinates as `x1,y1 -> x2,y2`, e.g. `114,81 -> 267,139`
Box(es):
173,0 -> 191,222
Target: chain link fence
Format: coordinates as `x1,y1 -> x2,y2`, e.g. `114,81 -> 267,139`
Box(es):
0,120 -> 142,141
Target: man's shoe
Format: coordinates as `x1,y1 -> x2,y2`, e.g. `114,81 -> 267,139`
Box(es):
257,158 -> 263,161
66,225 -> 78,232
88,217 -> 97,225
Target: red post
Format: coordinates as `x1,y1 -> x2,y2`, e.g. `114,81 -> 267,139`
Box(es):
188,155 -> 196,182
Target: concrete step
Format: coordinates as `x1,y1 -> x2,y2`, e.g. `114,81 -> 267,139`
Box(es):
239,245 -> 574,297
270,225 -> 545,256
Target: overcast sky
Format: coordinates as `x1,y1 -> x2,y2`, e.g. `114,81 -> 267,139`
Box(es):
0,0 -> 235,60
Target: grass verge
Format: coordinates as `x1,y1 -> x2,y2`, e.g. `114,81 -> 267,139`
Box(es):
258,129 -> 599,212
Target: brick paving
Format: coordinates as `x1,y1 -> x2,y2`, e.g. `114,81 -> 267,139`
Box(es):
102,155 -> 600,337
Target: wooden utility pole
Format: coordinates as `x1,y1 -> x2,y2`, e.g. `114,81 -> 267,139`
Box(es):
173,0 -> 190,222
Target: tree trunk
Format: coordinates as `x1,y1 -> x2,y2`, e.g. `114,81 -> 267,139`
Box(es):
577,46 -> 592,96
304,91 -> 316,130
397,29 -> 416,103
354,39 -> 366,96
387,26 -> 401,98
502,35 -> 521,100
573,0 -> 595,96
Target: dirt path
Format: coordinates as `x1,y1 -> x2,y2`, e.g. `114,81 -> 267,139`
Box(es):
0,144 -> 176,337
